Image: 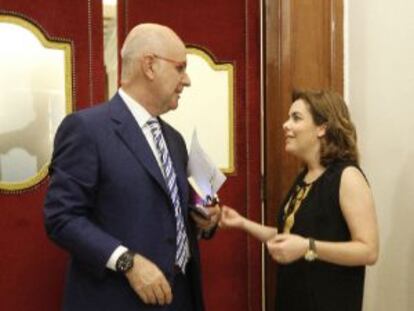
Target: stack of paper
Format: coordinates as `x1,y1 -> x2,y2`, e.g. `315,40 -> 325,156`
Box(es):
187,130 -> 227,200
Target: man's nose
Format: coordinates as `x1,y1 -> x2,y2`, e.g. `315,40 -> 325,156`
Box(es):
182,72 -> 191,87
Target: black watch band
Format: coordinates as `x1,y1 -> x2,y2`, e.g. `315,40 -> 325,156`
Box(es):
115,250 -> 135,273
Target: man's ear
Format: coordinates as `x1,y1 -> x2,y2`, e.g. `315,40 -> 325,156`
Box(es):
317,123 -> 327,138
141,54 -> 156,80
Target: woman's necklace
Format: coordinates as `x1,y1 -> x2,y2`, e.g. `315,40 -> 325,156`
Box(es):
283,181 -> 313,233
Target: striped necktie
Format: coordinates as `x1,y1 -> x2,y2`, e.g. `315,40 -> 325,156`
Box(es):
147,118 -> 190,273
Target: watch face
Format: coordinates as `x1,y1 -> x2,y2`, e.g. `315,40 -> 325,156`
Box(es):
305,250 -> 317,261
116,251 -> 134,272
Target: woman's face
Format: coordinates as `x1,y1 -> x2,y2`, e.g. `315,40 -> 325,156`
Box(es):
282,99 -> 326,159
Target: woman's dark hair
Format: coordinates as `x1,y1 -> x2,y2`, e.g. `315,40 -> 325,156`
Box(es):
292,89 -> 359,166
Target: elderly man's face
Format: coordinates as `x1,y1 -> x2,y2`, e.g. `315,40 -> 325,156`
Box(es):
152,44 -> 191,115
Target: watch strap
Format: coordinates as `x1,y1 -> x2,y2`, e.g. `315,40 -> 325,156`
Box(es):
304,238 -> 318,261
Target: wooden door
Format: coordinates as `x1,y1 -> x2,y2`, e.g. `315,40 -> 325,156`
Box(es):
118,1 -> 262,310
264,0 -> 343,310
0,1 -> 105,310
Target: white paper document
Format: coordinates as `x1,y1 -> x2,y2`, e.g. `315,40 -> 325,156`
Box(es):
187,130 -> 227,199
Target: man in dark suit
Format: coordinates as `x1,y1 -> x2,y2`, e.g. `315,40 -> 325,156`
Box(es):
44,23 -> 220,311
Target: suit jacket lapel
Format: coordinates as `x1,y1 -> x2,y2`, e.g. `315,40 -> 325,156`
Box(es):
108,94 -> 169,196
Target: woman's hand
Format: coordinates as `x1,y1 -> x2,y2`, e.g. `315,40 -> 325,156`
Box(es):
219,206 -> 246,229
266,234 -> 308,264
220,206 -> 278,241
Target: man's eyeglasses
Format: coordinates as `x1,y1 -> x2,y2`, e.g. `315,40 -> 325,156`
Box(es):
152,54 -> 187,73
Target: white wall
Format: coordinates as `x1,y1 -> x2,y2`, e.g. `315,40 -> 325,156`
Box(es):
346,1 -> 414,310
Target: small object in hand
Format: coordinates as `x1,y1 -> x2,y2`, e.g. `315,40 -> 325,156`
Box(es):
190,204 -> 210,220
204,194 -> 220,207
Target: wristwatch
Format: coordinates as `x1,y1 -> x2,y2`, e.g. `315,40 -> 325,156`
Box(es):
304,238 -> 318,262
116,250 -> 135,273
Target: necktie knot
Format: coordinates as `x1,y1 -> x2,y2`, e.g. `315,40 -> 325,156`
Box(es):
147,117 -> 160,131
147,118 -> 163,146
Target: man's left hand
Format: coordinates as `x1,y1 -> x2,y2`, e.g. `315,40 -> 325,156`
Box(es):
190,204 -> 221,231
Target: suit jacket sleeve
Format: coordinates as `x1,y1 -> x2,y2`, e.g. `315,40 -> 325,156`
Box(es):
44,113 -> 121,278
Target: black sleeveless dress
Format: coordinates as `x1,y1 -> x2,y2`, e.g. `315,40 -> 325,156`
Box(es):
275,161 -> 365,311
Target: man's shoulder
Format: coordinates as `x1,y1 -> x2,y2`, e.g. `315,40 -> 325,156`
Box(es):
74,101 -> 110,119
58,101 -> 113,136
67,97 -> 123,128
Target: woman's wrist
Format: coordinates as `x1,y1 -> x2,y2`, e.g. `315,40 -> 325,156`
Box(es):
240,217 -> 250,231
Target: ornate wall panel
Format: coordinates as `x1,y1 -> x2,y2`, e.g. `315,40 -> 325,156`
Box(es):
0,15 -> 72,191
0,0 -> 105,310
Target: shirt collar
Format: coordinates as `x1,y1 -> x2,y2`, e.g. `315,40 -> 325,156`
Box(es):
118,88 -> 153,128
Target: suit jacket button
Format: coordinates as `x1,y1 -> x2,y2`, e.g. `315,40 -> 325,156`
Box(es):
166,237 -> 175,245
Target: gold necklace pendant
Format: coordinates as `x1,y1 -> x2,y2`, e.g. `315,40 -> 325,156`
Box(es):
283,183 -> 312,233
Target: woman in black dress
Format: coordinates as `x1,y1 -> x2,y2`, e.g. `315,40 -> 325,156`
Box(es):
220,90 -> 379,311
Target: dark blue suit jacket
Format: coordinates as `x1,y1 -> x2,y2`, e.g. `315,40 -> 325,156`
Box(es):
44,94 -> 205,310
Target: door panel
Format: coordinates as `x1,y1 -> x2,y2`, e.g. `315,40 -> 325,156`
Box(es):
0,1 -> 104,310
264,0 -> 343,310
118,1 -> 262,310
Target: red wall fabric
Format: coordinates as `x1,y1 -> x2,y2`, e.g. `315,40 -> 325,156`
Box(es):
0,0 -> 261,309
118,1 -> 262,310
0,1 -> 104,310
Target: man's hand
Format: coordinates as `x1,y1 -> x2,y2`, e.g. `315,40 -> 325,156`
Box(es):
190,204 -> 221,230
125,254 -> 172,305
